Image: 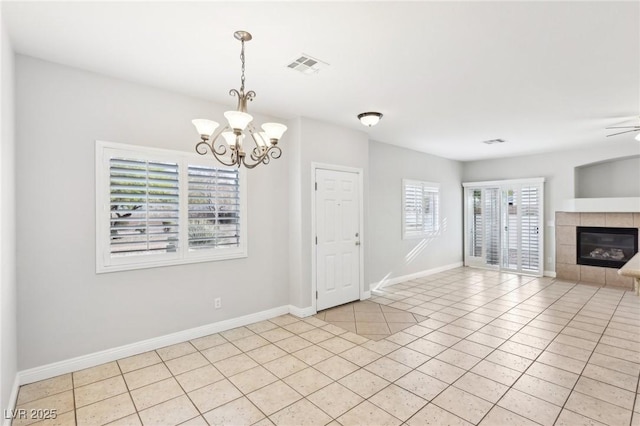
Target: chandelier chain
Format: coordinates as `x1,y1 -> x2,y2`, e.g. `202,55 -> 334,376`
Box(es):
240,39 -> 246,94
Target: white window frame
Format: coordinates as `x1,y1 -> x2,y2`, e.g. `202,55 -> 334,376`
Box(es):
96,140 -> 247,273
402,179 -> 440,239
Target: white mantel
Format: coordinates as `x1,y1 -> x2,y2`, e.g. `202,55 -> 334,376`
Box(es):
562,197 -> 640,213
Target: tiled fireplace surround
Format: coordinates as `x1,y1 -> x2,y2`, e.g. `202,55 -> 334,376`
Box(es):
555,212 -> 640,288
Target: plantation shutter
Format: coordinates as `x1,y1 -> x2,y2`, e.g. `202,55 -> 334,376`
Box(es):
188,165 -> 241,249
484,187 -> 500,266
520,185 -> 540,272
423,187 -> 439,233
109,158 -> 179,257
471,189 -> 483,258
403,180 -> 440,238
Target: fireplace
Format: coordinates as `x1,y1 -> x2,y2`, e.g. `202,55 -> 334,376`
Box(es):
576,226 -> 638,268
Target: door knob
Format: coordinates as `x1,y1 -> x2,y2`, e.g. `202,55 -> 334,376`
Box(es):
355,241 -> 360,246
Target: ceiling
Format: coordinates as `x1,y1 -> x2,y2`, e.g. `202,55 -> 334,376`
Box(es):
3,1 -> 639,161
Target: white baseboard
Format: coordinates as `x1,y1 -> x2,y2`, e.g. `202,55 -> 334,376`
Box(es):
370,261 -> 464,292
288,305 -> 315,318
3,375 -> 20,426
17,305 -> 290,387
544,270 -> 557,278
361,291 -> 371,300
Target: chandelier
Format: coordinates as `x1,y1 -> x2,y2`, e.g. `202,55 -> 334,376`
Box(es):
192,31 -> 287,169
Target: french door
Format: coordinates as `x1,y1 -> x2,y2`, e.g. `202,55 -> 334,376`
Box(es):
463,179 -> 544,276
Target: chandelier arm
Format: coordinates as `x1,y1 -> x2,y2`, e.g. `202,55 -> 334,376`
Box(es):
242,145 -> 282,168
195,131 -> 239,168
268,145 -> 282,160
200,143 -> 237,167
249,146 -> 262,161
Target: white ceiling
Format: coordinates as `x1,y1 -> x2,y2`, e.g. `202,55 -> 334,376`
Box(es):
3,1 -> 639,161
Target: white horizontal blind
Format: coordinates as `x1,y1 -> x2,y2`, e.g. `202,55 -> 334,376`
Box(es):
188,165 -> 240,250
109,158 -> 179,257
403,180 -> 439,238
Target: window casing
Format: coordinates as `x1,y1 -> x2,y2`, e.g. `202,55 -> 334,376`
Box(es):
96,141 -> 247,273
402,179 -> 440,239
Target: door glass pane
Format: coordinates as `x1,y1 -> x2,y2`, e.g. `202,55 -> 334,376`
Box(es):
521,185 -> 540,271
485,188 -> 500,266
469,189 -> 483,257
502,188 -> 519,269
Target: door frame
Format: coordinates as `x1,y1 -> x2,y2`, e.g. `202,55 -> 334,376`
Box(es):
462,177 -> 545,277
311,162 -> 365,314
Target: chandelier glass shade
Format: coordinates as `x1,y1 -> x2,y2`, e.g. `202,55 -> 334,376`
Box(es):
192,31 -> 287,169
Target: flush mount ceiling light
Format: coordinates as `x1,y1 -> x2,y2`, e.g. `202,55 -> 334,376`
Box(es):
358,112 -> 383,127
192,31 -> 287,169
482,138 -> 507,145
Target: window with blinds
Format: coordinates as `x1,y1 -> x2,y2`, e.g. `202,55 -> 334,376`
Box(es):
402,179 -> 440,239
110,158 -> 180,257
188,166 -> 240,250
97,141 -> 247,273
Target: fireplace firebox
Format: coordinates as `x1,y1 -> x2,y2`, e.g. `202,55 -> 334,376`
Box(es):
576,226 -> 638,269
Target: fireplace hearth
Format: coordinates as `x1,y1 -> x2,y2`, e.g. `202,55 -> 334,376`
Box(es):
577,226 -> 638,269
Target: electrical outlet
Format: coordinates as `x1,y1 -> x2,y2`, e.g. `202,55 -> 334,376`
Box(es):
214,298 -> 222,309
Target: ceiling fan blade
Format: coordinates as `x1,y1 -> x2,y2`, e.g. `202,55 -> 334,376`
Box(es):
606,129 -> 640,137
605,126 -> 640,129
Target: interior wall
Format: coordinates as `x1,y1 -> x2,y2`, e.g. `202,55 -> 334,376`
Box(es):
575,155 -> 640,198
15,55 -> 290,370
290,118 -> 369,309
0,9 -> 18,412
286,117 -> 303,308
368,141 -> 463,286
463,140 -> 640,273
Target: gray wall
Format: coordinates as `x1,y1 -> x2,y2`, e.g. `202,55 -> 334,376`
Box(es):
576,155 -> 640,198
368,141 -> 463,285
288,117 -> 369,309
11,51 -> 640,376
15,56 -> 290,370
1,10 -> 18,413
463,140 -> 640,273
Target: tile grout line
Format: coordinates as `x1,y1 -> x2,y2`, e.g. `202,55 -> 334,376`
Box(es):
360,274 -> 562,424
482,284 -> 629,426
424,276 -> 575,424
549,288 -> 636,426
15,270 -> 639,426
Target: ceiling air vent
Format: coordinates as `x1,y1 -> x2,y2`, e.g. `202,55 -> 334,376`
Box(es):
287,54 -> 328,75
482,138 -> 506,145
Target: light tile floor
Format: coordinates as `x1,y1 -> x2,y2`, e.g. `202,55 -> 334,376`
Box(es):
315,300 -> 428,340
12,267 -> 640,426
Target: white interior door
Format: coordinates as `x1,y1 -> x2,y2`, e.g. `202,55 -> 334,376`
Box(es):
315,169 -> 360,311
